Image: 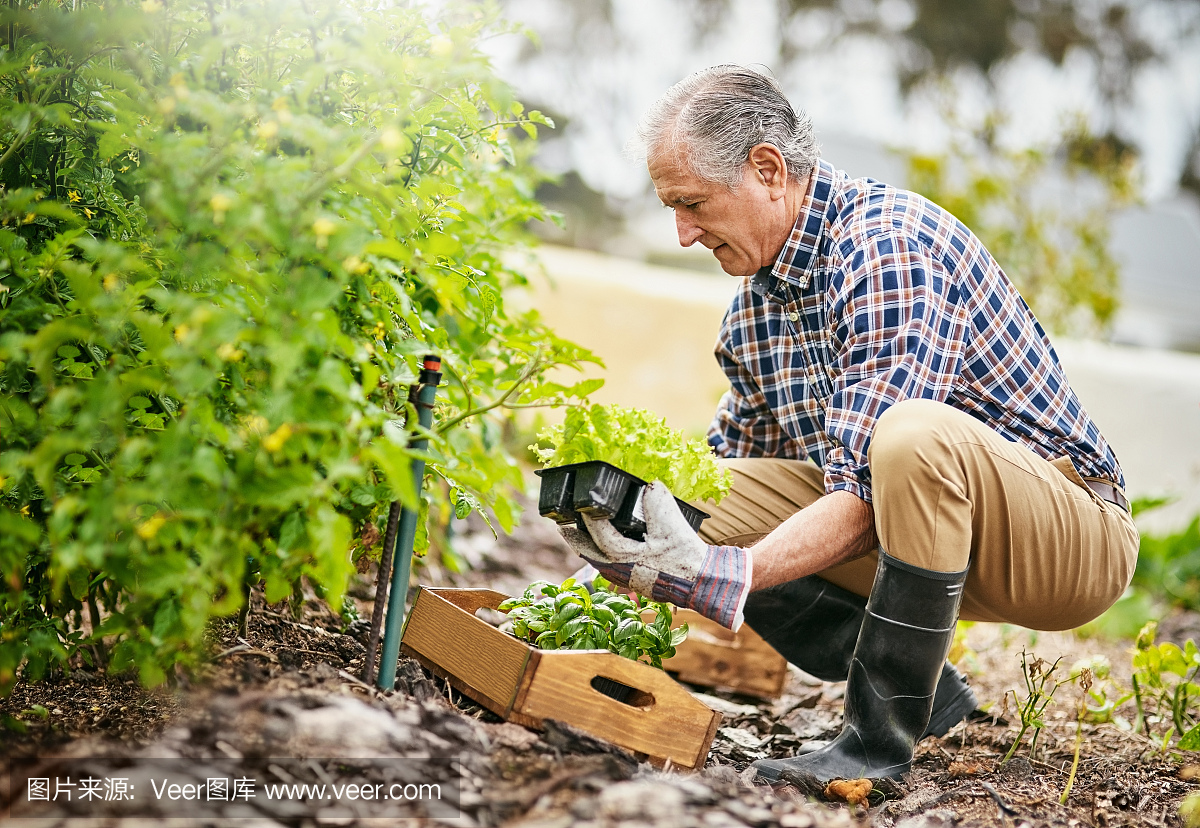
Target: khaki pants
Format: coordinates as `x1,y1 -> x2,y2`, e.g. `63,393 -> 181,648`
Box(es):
697,399 -> 1139,631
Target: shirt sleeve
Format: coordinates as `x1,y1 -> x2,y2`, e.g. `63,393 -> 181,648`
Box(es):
822,230 -> 969,501
707,312 -> 804,459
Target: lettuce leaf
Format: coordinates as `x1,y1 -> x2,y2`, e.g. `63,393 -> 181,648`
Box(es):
531,404 -> 733,504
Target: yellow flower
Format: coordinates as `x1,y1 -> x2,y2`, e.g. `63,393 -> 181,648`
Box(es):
257,120 -> 279,140
20,504 -> 31,517
216,342 -> 245,362
23,213 -> 34,224
174,324 -> 191,343
137,513 -> 166,540
210,193 -> 233,226
262,423 -> 293,453
68,190 -> 81,203
243,415 -> 269,435
313,217 -> 337,250
430,35 -> 454,58
342,255 -> 369,274
102,273 -> 119,291
83,207 -> 94,219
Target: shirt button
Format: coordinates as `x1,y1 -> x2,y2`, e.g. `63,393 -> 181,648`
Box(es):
787,311 -> 800,322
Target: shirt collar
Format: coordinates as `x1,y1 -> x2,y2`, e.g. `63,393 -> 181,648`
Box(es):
751,159 -> 837,297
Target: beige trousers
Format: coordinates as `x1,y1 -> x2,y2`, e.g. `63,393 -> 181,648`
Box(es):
697,399 -> 1140,631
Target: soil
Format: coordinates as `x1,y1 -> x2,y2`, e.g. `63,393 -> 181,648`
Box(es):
2,501 -> 1197,827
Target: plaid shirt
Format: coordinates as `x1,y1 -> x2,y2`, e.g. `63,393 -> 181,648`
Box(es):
707,160 -> 1124,502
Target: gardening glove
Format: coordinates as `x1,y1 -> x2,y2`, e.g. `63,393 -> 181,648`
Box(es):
558,482 -> 753,632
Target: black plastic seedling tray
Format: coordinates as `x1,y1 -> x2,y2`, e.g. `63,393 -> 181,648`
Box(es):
535,460 -> 710,541
611,484 -> 709,541
533,462 -> 586,524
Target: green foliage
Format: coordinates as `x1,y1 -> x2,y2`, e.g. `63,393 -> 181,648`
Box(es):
1132,515 -> 1200,612
0,0 -> 598,693
531,403 -> 733,503
1130,622 -> 1200,749
903,114 -> 1136,336
1183,791 -> 1200,828
498,574 -> 688,669
1000,650 -> 1070,765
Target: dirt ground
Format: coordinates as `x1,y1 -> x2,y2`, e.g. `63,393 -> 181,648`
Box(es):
2,502 -> 1198,827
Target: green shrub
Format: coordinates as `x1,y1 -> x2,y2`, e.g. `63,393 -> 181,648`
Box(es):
531,403 -> 732,503
0,0 -> 598,692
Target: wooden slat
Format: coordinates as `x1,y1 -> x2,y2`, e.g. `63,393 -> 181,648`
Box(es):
400,588 -> 529,716
664,610 -> 788,700
517,650 -> 722,770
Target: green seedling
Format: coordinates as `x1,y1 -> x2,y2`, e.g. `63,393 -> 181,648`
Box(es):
531,403 -> 733,503
1130,621 -> 1200,749
1071,654 -> 1134,729
1060,666 -> 1094,805
498,575 -> 688,669
1001,650 -> 1068,765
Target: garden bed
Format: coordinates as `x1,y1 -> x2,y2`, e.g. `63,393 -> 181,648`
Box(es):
2,506 -> 1196,827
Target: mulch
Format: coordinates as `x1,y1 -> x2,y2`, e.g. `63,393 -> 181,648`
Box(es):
2,508 -> 1197,827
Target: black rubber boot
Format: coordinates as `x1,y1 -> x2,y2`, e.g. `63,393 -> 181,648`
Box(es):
743,571 -> 976,739
751,552 -> 969,783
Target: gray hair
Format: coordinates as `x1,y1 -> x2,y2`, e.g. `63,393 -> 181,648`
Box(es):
634,65 -> 819,188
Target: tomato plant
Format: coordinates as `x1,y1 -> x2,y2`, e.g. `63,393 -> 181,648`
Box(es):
0,0 -> 599,692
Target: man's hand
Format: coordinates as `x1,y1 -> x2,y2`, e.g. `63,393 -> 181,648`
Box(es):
557,482 -> 753,631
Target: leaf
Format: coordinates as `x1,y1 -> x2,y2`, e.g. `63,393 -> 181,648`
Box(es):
1180,723 -> 1200,751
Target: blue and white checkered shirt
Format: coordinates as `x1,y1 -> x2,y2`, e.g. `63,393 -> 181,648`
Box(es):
707,160 -> 1124,502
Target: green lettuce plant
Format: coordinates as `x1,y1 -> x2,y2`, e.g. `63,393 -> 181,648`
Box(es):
531,403 -> 732,504
498,575 -> 688,669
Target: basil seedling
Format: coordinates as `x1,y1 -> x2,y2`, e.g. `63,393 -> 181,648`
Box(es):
498,575 -> 689,668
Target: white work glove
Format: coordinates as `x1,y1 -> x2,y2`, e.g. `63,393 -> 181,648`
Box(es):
559,482 -> 752,631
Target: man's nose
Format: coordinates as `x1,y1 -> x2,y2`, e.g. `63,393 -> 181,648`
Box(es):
675,210 -> 703,247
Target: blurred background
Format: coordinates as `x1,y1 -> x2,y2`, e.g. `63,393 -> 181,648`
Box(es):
484,0 -> 1200,531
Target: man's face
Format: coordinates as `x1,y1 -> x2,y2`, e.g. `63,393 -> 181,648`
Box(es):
648,145 -> 785,277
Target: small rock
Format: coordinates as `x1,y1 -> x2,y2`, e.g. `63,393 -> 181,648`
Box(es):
702,810 -> 751,828
998,755 -> 1032,781
895,809 -> 957,828
570,796 -> 598,819
597,780 -> 686,822
703,763 -> 743,786
723,798 -> 776,825
488,722 -> 541,751
719,728 -> 765,750
692,692 -> 761,718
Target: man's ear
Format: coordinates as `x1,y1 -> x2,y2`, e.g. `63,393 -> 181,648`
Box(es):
747,143 -> 788,198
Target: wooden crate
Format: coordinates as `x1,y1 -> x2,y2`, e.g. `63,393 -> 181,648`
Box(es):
399,587 -> 721,770
663,610 -> 789,700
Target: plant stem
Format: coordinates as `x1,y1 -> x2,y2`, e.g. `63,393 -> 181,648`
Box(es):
1132,673 -> 1149,736
1060,704 -> 1085,804
435,355 -> 543,433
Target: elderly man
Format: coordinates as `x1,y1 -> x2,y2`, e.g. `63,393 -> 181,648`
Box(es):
561,65 -> 1138,783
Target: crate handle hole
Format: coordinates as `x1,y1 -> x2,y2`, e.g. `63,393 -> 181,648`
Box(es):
473,606 -> 508,627
591,676 -> 655,709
